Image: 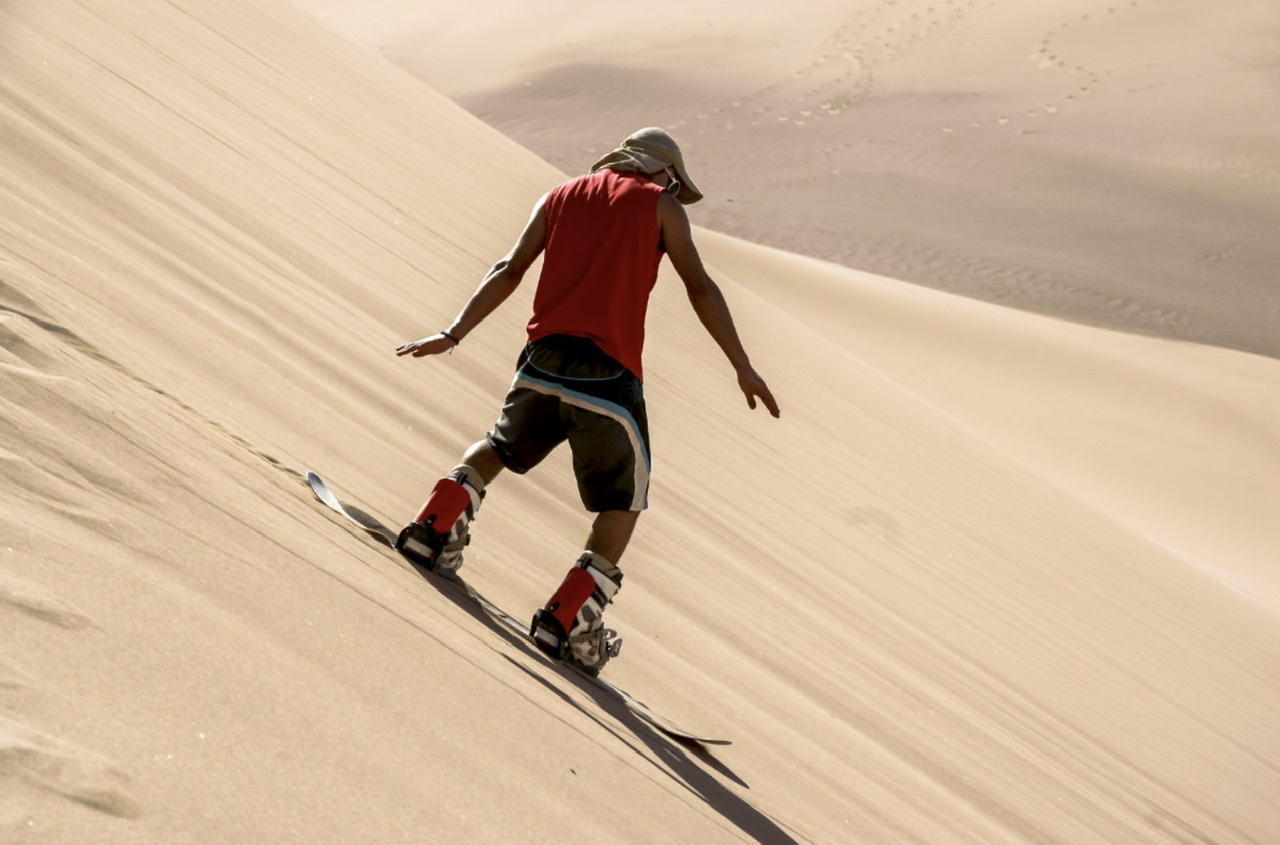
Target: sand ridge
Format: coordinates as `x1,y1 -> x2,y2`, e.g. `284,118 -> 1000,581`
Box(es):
305,0 -> 1280,360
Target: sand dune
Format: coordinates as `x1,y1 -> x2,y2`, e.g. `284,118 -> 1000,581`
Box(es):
696,230 -> 1280,613
2,0 -> 1278,842
303,0 -> 1280,360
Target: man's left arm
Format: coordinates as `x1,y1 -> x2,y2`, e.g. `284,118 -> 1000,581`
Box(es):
659,194 -> 781,418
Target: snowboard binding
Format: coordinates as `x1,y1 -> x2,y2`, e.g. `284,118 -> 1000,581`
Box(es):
395,468 -> 484,579
530,553 -> 623,676
395,517 -> 459,573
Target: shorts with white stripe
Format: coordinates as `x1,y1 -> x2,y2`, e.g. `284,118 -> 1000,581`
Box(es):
486,335 -> 650,512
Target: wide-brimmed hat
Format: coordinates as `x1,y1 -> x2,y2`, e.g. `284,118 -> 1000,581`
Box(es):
589,127 -> 703,204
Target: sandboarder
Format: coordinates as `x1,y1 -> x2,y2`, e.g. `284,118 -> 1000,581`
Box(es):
395,127 -> 780,673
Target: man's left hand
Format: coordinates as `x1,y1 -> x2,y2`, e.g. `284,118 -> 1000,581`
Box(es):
738,367 -> 781,418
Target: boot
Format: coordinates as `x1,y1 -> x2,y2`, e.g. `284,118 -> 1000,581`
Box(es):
395,465 -> 484,578
531,552 -> 623,675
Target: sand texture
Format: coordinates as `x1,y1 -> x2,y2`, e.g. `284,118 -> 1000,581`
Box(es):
306,0 -> 1280,360
2,1 -> 1278,841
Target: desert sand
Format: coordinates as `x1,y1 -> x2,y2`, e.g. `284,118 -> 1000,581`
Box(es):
306,0 -> 1280,360
2,0 -> 1277,842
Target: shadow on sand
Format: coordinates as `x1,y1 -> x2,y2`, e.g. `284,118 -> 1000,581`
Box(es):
428,572 -> 801,844
305,476 -> 800,842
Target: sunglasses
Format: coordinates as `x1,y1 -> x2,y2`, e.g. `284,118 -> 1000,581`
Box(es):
664,167 -> 682,197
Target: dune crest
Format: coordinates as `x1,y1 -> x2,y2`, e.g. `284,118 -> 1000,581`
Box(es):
302,0 -> 1280,359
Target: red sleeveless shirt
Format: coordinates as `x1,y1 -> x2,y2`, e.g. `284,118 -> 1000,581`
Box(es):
527,169 -> 664,379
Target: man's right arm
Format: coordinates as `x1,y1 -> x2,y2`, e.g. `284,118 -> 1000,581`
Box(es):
397,194 -> 548,357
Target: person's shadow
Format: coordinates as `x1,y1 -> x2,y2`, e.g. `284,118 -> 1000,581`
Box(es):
336,502 -> 801,843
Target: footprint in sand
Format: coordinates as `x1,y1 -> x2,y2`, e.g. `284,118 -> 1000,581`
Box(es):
0,571 -> 92,629
1,572 -> 135,818
0,717 -> 140,818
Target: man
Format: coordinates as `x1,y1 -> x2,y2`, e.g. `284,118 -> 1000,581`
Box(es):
394,127 -> 779,674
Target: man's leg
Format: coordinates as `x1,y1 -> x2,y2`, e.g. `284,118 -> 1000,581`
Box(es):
530,511 -> 638,673
459,439 -> 506,486
584,509 -> 641,565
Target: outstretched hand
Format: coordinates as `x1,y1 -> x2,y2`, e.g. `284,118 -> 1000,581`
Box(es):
738,366 -> 781,418
395,333 -> 458,357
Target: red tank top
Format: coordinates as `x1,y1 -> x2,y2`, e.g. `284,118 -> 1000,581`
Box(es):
527,169 -> 664,379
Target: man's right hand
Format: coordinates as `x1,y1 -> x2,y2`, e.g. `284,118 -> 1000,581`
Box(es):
395,333 -> 458,357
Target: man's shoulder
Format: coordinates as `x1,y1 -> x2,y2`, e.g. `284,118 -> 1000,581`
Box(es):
551,170 -> 663,209
558,170 -> 608,190
655,190 -> 687,224
548,171 -> 603,204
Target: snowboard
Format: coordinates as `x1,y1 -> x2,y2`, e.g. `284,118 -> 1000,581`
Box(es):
305,471 -> 730,746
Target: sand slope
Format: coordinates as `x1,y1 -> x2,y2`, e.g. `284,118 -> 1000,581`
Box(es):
696,229 -> 1280,614
303,0 -> 1280,360
2,0 -> 1278,842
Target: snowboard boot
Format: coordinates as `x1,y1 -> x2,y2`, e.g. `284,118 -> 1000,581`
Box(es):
531,552 -> 623,675
395,465 -> 485,579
